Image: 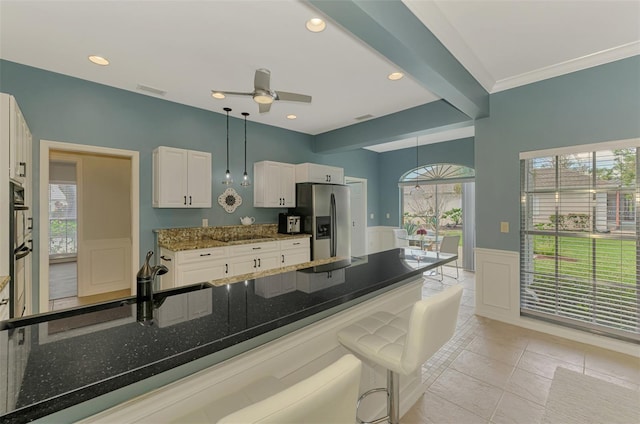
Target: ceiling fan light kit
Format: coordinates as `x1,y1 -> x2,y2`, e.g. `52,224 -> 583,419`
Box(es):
222,107 -> 233,185
211,68 -> 311,114
410,136 -> 422,195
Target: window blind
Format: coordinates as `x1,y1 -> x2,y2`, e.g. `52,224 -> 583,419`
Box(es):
520,147 -> 639,342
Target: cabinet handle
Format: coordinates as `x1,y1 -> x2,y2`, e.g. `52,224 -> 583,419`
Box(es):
27,217 -> 33,230
252,247 -> 261,250
160,255 -> 172,262
329,175 -> 331,182
281,254 -> 285,263
253,259 -> 257,268
0,299 -> 8,306
184,196 -> 187,205
258,258 -> 261,267
19,162 -> 26,177
200,253 -> 211,257
18,328 -> 25,345
225,264 -> 228,274
293,242 -> 301,245
189,196 -> 192,205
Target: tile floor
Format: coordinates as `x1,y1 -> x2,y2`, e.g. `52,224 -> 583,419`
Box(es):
400,266 -> 640,424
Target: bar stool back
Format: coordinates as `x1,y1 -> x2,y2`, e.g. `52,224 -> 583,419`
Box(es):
337,285 -> 463,424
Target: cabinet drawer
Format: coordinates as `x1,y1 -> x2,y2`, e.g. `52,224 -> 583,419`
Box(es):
279,238 -> 310,250
178,247 -> 228,264
229,241 -> 278,257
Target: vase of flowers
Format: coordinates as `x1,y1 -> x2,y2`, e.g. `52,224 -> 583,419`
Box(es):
416,227 -> 427,240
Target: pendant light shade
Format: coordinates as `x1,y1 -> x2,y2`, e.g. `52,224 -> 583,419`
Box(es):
240,112 -> 251,187
410,137 -> 422,195
222,107 -> 233,185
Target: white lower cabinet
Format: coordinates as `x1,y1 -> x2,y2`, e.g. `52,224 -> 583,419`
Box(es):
159,238 -> 311,290
229,242 -> 281,275
280,238 -> 310,267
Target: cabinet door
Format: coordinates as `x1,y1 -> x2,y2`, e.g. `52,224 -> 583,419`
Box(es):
177,260 -> 229,286
159,249 -> 176,290
229,255 -> 259,276
187,151 -> 211,207
153,147 -> 188,207
257,252 -> 280,272
265,161 -> 283,207
282,249 -> 310,267
280,163 -> 296,207
327,166 -> 344,184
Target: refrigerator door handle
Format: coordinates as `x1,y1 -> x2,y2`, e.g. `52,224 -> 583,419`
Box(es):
330,193 -> 336,257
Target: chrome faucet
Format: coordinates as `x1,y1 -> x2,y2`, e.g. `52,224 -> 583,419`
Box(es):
136,251 -> 168,325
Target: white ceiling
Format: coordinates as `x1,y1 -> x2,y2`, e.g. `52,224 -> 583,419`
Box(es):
1,0 -> 638,149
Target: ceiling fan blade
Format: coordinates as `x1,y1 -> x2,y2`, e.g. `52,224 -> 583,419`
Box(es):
254,69 -> 271,91
275,91 -> 312,103
211,90 -> 254,97
258,103 -> 271,114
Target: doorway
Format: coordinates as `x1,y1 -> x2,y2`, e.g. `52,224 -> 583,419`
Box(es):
39,141 -> 139,314
345,176 -> 367,257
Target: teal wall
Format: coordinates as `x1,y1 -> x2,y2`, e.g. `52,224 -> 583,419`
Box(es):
0,60 -> 380,309
377,137 -> 475,226
475,55 -> 640,251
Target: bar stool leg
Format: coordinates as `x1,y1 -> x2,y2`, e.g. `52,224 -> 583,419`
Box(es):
388,370 -> 400,424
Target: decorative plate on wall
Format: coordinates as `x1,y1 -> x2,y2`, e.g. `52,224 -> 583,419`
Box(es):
218,188 -> 242,213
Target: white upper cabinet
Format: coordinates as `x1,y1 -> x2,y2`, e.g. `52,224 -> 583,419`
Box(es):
153,146 -> 211,208
1,94 -> 32,186
295,163 -> 344,184
253,161 -> 295,208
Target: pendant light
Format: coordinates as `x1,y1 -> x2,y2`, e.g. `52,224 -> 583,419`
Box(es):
410,136 -> 422,195
240,112 -> 251,187
222,107 -> 233,185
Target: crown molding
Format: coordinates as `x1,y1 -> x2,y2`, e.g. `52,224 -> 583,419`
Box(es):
492,41 -> 640,93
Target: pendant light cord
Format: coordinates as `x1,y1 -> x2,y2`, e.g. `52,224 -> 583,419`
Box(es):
224,107 -> 231,172
242,112 -> 249,172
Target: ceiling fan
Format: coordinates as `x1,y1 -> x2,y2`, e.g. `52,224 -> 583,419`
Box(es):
212,68 -> 312,113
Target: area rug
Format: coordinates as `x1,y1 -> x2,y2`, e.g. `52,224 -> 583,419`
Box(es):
542,367 -> 640,424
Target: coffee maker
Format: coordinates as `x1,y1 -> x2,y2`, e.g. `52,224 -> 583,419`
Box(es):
278,213 -> 301,234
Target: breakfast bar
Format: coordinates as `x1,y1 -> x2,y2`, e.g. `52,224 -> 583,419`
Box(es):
0,248 -> 456,423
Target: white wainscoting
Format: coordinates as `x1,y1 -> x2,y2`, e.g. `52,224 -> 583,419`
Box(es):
78,279 -> 425,423
475,247 -> 639,357
366,226 -> 397,254
77,238 -> 132,297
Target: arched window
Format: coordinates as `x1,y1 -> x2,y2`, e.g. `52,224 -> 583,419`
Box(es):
400,163 -> 475,185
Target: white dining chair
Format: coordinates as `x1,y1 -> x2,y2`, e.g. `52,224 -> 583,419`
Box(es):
392,228 -> 409,248
438,235 -> 460,279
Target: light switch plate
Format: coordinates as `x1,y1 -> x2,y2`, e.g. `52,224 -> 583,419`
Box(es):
500,221 -> 509,233
386,213 -> 390,219
370,213 -> 374,219
202,218 -> 208,227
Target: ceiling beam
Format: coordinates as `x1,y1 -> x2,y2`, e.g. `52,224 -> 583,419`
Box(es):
307,0 -> 489,119
313,100 -> 471,153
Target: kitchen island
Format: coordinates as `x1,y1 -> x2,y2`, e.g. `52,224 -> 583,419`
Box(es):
0,248 -> 456,423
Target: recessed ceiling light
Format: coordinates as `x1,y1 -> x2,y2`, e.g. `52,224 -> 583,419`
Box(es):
211,92 -> 225,99
88,55 -> 109,66
286,114 -> 297,120
387,72 -> 404,81
306,18 -> 326,32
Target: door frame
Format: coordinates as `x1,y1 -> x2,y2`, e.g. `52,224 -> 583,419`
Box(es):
345,176 -> 367,257
39,140 -> 139,313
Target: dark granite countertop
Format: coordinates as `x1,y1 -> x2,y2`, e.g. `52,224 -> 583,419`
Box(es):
0,248 -> 456,423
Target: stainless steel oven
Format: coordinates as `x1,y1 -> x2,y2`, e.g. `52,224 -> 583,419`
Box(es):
9,182 -> 31,318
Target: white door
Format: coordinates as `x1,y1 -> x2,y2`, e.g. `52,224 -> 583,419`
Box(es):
346,179 -> 366,257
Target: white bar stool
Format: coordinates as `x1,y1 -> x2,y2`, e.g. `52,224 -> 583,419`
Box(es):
211,354 -> 362,424
337,285 -> 463,424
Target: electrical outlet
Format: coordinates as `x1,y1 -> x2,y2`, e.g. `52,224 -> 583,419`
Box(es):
370,213 -> 374,220
202,218 -> 208,227
500,221 -> 509,233
386,213 -> 390,219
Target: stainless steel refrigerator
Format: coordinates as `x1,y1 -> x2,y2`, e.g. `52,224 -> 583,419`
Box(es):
293,183 -> 351,261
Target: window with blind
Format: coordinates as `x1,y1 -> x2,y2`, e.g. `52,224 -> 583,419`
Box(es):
520,142 -> 639,342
